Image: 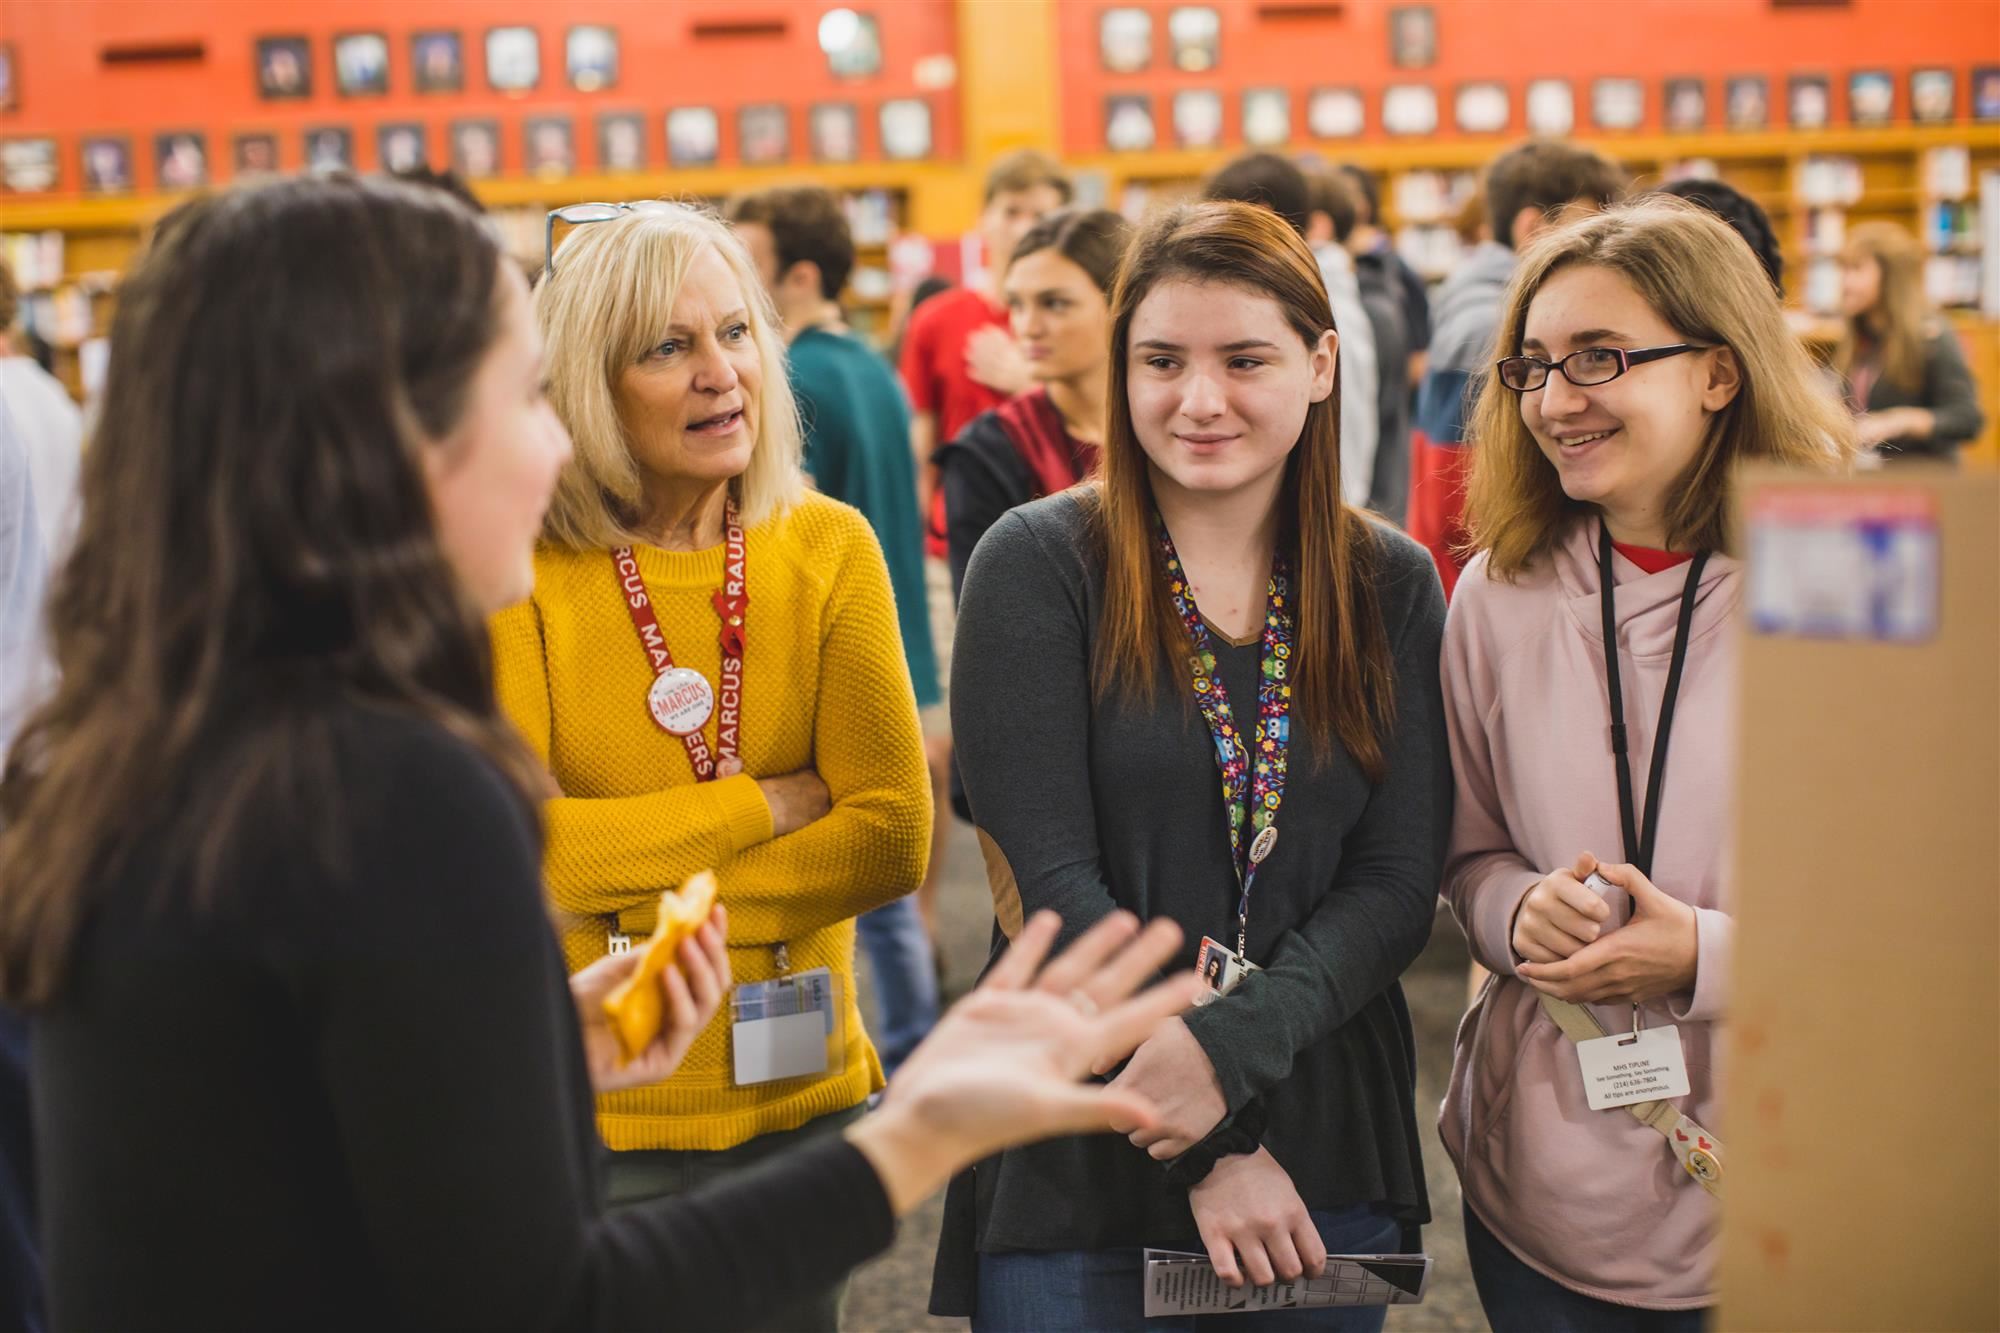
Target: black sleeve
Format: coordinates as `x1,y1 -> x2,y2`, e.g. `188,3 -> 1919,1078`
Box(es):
304,719 -> 895,1332
1395,255 -> 1432,352
1180,536 -> 1452,1112
1920,327 -> 1985,450
937,414 -> 1033,603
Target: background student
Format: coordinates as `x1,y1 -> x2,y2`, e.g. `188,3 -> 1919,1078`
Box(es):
1834,220 -> 1985,462
1439,198 -> 1853,1331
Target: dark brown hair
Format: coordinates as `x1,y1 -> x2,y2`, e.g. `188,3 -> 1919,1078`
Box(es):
1091,202 -> 1394,779
1202,152 -> 1311,237
1304,167 -> 1359,245
1485,140 -> 1625,248
1007,206 -> 1133,296
0,175 -> 544,1005
725,184 -> 855,301
983,149 -> 1072,206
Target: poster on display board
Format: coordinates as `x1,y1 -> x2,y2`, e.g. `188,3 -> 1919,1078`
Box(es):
255,36 -> 311,100
1307,88 -> 1364,139
1106,95 -> 1156,152
739,105 -> 790,165
234,133 -> 280,177
1167,6 -> 1219,73
524,117 -> 575,178
305,126 -> 353,174
1725,76 -> 1768,131
378,124 -> 426,174
1455,83 -> 1508,134
1910,69 -> 1955,124
667,108 -> 720,167
1174,90 -> 1225,149
81,137 -> 133,194
1526,80 -> 1574,136
1382,85 -> 1437,136
567,26 -> 618,92
155,131 -> 208,190
809,104 -> 859,163
1388,5 -> 1435,69
1099,8 -> 1152,74
880,99 -> 931,160
599,113 -> 647,172
451,119 -> 501,178
1849,70 -> 1894,126
1789,75 -> 1831,131
1243,89 -> 1289,147
1976,67 -> 2000,122
1591,78 -> 1643,131
0,139 -> 56,193
1664,78 -> 1706,131
412,31 -> 463,94
333,33 -> 390,97
486,27 -> 540,93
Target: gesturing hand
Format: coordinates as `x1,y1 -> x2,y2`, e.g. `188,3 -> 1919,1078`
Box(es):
1511,851 -> 1612,964
573,907 -> 731,1094
1189,1147 -> 1326,1288
1105,1018 -> 1227,1160
963,325 -> 1032,396
1517,862 -> 1698,1006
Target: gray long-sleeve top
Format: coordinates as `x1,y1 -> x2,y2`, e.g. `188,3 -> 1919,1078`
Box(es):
930,491 -> 1449,1304
1859,324 -> 1987,461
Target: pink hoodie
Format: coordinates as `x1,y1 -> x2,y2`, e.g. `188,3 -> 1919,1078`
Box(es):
1438,517 -> 1736,1310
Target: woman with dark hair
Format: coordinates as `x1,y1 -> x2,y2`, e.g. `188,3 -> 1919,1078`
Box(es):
934,201 -> 1449,1331
1833,220 -> 1984,462
1651,178 -> 1784,297
934,206 -> 1132,597
0,174 -> 1202,1331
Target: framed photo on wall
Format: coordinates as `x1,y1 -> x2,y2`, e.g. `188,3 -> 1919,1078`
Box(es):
81,136 -> 134,194
0,43 -> 17,111
1171,90 -> 1224,148
1849,70 -> 1894,126
1099,8 -> 1152,74
1106,95 -> 1156,152
255,35 -> 311,100
739,105 -> 790,165
1383,85 -> 1438,136
1724,76 -> 1768,131
1455,82 -> 1509,134
1788,74 -> 1831,130
524,117 -> 574,177
598,112 -> 647,172
333,32 -> 389,96
1389,6 -> 1435,70
0,139 -> 57,193
155,131 -> 208,190
819,10 -> 882,78
1166,7 -> 1219,73
1526,79 -> 1574,135
485,27 -> 540,93
1975,66 -> 2000,122
809,103 -> 859,163
1909,68 -> 1955,124
1664,78 -> 1706,132
880,99 -> 932,160
567,25 -> 618,92
233,132 -> 281,177
377,123 -> 426,174
1242,88 -> 1289,147
1307,87 -> 1364,139
450,119 -> 501,178
667,108 -> 720,167
1591,78 -> 1644,131
411,31 -> 463,94
304,127 -> 353,174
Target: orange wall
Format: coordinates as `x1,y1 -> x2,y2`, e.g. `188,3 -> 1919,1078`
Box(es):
1056,0 -> 2000,154
0,0 -> 961,190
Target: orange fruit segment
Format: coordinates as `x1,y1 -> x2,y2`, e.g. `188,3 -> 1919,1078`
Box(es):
601,870 -> 720,1064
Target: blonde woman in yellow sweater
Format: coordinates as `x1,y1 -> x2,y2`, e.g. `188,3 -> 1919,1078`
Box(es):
492,202 -> 930,1329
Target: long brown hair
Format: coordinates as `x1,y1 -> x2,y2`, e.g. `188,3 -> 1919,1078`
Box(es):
0,176 -> 545,1006
1833,221 -> 1930,395
1090,201 -> 1393,780
1464,197 -> 1853,578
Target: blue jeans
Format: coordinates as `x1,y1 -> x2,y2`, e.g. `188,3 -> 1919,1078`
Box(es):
972,1206 -> 1403,1333
855,895 -> 938,1078
1464,1204 -> 1708,1333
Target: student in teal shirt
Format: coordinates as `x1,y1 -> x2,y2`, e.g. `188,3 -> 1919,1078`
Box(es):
729,186 -> 941,1073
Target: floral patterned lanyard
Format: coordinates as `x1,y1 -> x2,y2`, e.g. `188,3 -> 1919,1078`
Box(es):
1157,520 -> 1294,959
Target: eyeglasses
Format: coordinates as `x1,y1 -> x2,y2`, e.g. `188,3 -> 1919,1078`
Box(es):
543,200 -> 676,280
1494,344 -> 1711,393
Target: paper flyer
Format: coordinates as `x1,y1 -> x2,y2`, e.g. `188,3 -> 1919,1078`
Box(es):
1142,1250 -> 1431,1317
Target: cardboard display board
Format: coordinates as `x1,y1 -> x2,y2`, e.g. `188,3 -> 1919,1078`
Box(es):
1720,466 -> 1999,1331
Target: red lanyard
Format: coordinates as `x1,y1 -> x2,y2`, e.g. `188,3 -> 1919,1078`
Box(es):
610,502 -> 748,783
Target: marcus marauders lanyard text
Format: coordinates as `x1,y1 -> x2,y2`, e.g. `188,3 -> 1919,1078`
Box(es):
1157,518 -> 1294,964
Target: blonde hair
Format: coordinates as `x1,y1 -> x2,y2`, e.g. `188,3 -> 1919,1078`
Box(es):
1465,196 -> 1854,578
1833,221 -> 1930,396
533,202 -> 803,550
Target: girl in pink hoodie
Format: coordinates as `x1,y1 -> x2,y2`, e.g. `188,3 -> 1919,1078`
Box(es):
1438,199 -> 1852,1329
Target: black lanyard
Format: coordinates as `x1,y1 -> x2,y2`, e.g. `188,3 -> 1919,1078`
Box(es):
1598,519 -> 1709,880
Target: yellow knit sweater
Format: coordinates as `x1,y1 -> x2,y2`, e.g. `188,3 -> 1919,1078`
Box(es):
490,492 -> 932,1151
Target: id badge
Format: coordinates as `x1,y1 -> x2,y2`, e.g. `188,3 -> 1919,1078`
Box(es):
731,966 -> 841,1086
1192,936 -> 1261,1007
1574,1023 -> 1692,1110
